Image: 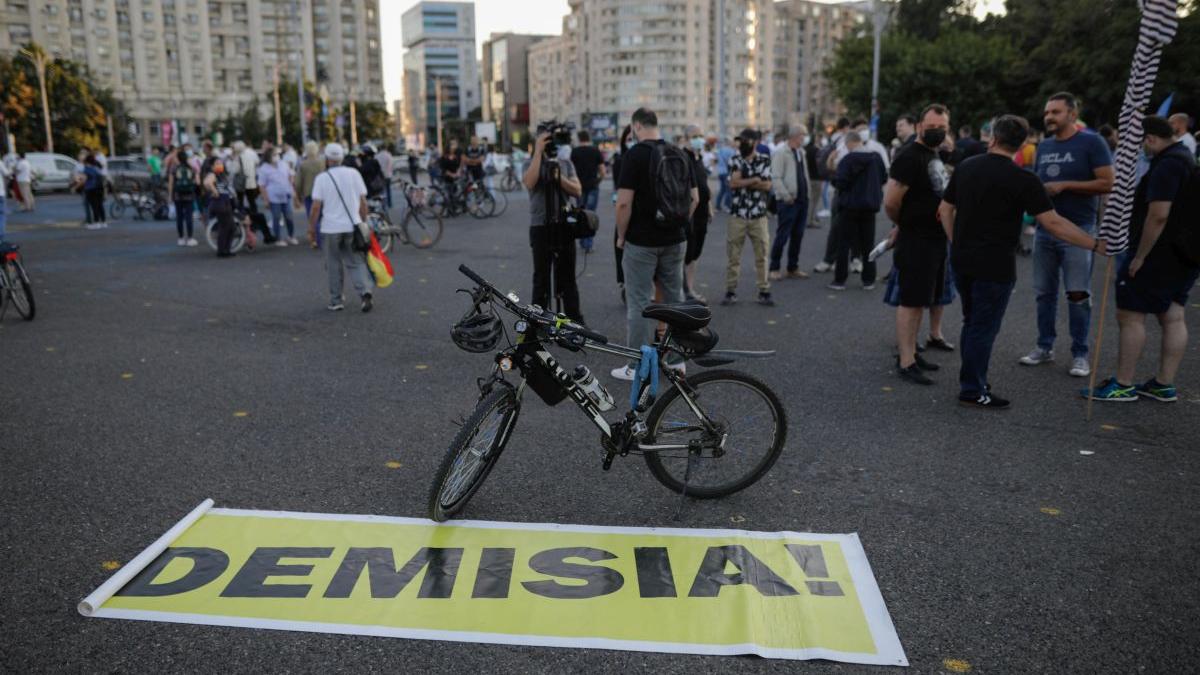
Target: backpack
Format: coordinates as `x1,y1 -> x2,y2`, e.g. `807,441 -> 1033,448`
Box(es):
173,164 -> 196,198
816,140 -> 839,181
647,141 -> 692,227
1166,159 -> 1200,268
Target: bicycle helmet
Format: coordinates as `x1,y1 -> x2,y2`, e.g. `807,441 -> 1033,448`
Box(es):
360,143 -> 376,156
451,313 -> 503,353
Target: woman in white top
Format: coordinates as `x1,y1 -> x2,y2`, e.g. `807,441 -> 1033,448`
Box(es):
15,154 -> 33,212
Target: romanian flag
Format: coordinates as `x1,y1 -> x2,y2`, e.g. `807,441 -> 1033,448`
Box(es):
366,233 -> 394,288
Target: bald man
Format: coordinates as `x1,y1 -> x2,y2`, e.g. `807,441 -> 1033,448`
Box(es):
1169,113 -> 1197,156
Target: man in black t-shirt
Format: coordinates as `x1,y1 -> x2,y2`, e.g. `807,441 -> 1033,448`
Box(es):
1088,115 -> 1199,403
570,129 -> 606,251
884,104 -> 954,385
439,140 -> 463,191
464,136 -> 486,182
938,115 -> 1105,409
612,107 -> 699,380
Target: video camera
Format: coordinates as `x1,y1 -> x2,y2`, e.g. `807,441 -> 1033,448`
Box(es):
536,119 -> 575,158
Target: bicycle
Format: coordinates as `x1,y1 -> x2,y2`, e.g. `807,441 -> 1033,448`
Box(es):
498,164 -> 521,192
0,242 -> 35,321
367,181 -> 444,252
430,177 -> 495,220
428,265 -> 787,522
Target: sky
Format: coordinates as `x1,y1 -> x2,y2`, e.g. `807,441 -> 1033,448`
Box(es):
380,0 -> 570,105
378,0 -> 1011,106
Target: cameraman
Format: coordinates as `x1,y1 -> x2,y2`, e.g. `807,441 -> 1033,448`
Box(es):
523,129 -> 584,322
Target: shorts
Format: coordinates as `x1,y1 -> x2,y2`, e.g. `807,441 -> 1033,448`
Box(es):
1115,253 -> 1200,315
887,238 -> 948,308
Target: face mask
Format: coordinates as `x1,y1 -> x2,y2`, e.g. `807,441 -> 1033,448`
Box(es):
921,128 -> 947,148
739,141 -> 755,156
690,137 -> 705,151
214,165 -> 225,175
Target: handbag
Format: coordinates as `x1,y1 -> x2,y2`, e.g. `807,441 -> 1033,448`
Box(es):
561,206 -> 598,240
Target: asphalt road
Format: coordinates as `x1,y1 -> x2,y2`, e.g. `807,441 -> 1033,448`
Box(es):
2,188 -> 1198,674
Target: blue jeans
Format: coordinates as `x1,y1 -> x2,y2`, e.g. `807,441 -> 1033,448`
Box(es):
270,201 -> 295,239
385,181 -> 393,208
769,198 -> 807,272
174,199 -> 194,238
622,241 -> 686,366
956,274 -> 1016,398
579,187 -> 599,250
1033,229 -> 1094,358
716,174 -> 731,210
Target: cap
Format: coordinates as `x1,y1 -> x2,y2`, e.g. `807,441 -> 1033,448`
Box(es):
324,143 -> 345,161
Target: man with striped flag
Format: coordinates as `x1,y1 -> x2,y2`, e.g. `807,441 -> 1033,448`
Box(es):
1079,0 -> 1195,403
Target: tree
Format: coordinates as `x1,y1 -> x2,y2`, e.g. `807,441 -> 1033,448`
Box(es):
0,44 -> 131,156
237,96 -> 267,146
354,101 -> 391,143
276,79 -> 318,148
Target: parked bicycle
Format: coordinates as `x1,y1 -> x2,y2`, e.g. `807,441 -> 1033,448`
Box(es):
0,242 -> 35,321
428,265 -> 787,522
498,164 -> 521,193
367,180 -> 444,252
429,177 -> 496,220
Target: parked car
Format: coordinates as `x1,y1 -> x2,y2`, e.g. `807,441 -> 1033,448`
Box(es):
26,153 -> 80,192
106,155 -> 152,190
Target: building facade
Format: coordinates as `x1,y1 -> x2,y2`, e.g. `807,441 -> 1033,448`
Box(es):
481,32 -> 551,151
527,0 -> 863,141
399,1 -> 479,147
0,0 -> 384,151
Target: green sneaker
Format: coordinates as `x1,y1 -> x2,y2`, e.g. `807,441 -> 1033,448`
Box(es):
1135,378 -> 1178,402
1080,377 -> 1137,402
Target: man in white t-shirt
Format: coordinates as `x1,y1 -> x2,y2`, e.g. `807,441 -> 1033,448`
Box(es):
308,143 -> 374,312
1168,113 -> 1197,156
15,154 -> 34,212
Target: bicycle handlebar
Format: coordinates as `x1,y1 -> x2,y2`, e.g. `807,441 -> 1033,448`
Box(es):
458,264 -> 608,344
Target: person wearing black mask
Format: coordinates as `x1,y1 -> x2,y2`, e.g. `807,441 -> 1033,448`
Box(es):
884,103 -> 953,385
723,128 -> 774,306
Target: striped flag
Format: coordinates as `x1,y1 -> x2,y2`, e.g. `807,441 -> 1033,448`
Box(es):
1097,0 -> 1180,254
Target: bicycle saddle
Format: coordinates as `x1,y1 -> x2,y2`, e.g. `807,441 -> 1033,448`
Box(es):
641,301 -> 711,331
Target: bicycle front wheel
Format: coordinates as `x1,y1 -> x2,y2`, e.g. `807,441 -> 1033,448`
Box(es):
5,260 -> 35,321
109,200 -> 126,220
468,191 -> 495,219
643,369 -> 786,498
403,205 -> 444,249
429,386 -> 522,522
489,189 -> 508,217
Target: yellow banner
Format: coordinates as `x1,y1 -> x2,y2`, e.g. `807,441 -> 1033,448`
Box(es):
82,506 -> 906,665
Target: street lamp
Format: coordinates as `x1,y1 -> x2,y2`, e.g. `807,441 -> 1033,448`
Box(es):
17,46 -> 54,154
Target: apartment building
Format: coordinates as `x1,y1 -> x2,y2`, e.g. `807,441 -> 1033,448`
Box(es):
481,32 -> 551,150
528,0 -> 863,140
0,0 -> 384,150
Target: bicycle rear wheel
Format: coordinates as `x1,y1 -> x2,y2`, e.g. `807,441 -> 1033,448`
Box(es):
368,213 -> 393,253
489,189 -> 508,217
428,386 -> 521,522
468,191 -> 495,219
427,188 -> 449,218
403,205 -> 444,249
109,199 -> 126,220
643,369 -> 786,498
5,260 -> 35,321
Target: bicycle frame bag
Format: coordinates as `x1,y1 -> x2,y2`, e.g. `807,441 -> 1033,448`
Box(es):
517,352 -> 569,406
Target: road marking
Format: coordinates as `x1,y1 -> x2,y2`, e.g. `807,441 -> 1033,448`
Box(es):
791,489 -> 803,494
1079,450 -> 1095,456
233,411 -> 249,418
121,373 -> 134,380
1100,424 -> 1119,431
767,320 -> 777,325
101,560 -> 121,571
942,658 -> 972,672
415,364 -> 429,371
1040,507 -> 1062,516
385,461 -> 403,469
881,386 -> 893,392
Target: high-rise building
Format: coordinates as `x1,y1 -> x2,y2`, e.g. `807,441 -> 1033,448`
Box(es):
400,1 -> 479,147
0,0 -> 384,150
481,32 -> 551,150
528,0 -> 863,140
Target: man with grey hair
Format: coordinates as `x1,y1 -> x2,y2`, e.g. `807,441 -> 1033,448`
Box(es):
1168,113 -> 1197,157
769,125 -> 810,280
307,143 -> 374,313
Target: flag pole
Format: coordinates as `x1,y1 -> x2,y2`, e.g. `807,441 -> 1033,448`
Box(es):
1086,256 -> 1115,421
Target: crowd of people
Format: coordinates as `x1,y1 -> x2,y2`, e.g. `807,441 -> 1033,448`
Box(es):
523,98 -> 1198,407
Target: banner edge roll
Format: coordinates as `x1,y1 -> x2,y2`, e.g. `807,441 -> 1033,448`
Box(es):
78,498 -> 216,617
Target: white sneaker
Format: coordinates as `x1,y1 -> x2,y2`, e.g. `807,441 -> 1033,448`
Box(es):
813,261 -> 832,273
275,240 -> 288,247
84,223 -> 104,230
186,238 -> 199,247
177,238 -> 186,246
1069,357 -> 1091,377
288,237 -> 299,245
1018,348 -> 1054,365
610,365 -> 637,382
850,258 -> 863,274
